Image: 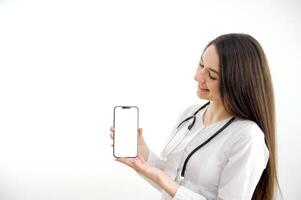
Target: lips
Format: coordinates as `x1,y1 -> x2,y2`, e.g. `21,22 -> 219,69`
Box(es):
198,86 -> 210,92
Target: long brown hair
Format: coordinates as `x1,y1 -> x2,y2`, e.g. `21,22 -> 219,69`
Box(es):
205,33 -> 280,200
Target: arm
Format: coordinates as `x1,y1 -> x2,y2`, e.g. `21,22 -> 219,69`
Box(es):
164,125 -> 269,200
217,127 -> 269,199
117,153 -> 209,200
113,105 -> 209,198
146,150 -> 165,170
137,150 -> 166,192
137,105 -> 201,192
141,151 -> 207,199
116,155 -> 180,197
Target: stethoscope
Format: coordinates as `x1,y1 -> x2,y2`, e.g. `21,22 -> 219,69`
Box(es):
160,102 -> 236,181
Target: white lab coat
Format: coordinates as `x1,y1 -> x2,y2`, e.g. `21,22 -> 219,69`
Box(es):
145,105 -> 269,200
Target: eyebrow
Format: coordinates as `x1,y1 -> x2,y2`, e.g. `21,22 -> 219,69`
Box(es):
208,67 -> 219,75
200,57 -> 219,75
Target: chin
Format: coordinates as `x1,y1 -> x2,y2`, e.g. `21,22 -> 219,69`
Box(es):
197,91 -> 210,101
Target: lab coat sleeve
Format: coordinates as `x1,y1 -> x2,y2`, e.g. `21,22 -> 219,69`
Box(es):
147,150 -> 165,170
173,124 -> 269,200
217,125 -> 269,200
173,186 -> 207,200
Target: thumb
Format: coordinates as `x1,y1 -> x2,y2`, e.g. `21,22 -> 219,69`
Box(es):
138,128 -> 144,142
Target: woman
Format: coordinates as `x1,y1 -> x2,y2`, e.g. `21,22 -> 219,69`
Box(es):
110,33 -> 279,200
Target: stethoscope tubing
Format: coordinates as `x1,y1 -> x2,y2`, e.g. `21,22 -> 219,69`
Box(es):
160,102 -> 236,179
160,102 -> 210,158
180,116 -> 236,177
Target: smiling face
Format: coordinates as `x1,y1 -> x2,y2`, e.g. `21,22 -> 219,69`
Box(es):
194,45 -> 221,102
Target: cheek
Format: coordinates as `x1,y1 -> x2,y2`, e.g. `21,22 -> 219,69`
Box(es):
208,82 -> 220,95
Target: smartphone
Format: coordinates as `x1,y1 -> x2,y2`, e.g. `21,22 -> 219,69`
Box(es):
113,106 -> 139,158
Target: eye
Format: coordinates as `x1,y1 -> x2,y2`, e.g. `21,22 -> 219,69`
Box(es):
209,73 -> 217,80
198,63 -> 218,80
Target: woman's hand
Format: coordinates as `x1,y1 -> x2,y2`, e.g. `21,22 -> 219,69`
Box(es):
109,127 -> 180,197
109,127 -> 159,181
115,155 -> 163,182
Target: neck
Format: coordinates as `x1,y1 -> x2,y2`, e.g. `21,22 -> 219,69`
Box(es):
203,100 -> 231,126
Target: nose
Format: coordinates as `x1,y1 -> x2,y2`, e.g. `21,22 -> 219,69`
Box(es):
194,67 -> 206,83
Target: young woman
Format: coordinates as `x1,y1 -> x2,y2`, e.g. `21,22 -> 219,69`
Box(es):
110,33 -> 279,200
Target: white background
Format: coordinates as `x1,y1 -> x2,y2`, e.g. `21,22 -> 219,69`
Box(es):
0,0 -> 300,199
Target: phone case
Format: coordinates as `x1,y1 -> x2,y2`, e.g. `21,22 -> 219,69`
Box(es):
113,106 -> 139,158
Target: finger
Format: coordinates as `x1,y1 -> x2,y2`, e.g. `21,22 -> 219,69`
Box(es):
136,155 -> 146,165
115,157 -> 135,168
132,157 -> 145,170
116,157 -> 133,163
138,128 -> 144,142
135,156 -> 142,164
138,155 -> 146,163
110,127 -> 115,139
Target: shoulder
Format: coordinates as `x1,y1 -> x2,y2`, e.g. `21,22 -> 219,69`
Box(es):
231,118 -> 264,135
228,118 -> 267,149
225,118 -> 269,167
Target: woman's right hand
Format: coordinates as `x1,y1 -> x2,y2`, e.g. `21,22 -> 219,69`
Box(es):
110,127 -> 150,161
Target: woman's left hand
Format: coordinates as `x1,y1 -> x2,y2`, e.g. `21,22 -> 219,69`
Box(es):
115,155 -> 163,182
115,155 -> 180,197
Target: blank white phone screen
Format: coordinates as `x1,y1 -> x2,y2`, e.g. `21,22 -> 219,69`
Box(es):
114,106 -> 138,158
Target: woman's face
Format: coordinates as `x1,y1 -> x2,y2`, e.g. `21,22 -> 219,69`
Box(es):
194,45 -> 221,102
